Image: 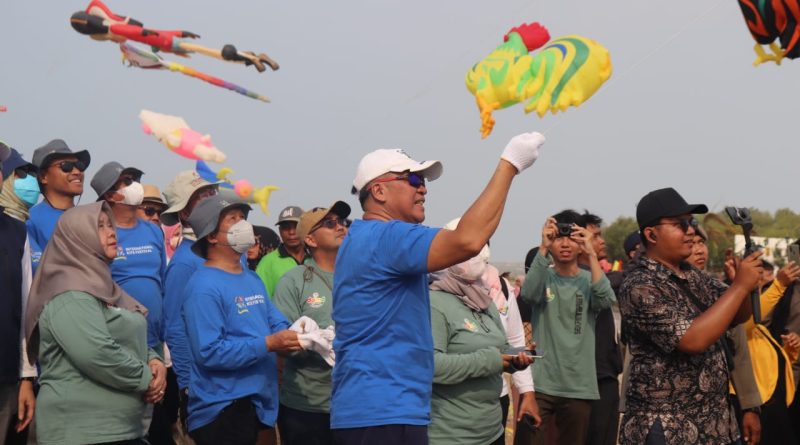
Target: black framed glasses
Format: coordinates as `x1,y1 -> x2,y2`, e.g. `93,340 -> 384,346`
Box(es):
655,217 -> 699,233
138,206 -> 162,217
53,160 -> 87,173
472,311 -> 491,333
14,168 -> 37,179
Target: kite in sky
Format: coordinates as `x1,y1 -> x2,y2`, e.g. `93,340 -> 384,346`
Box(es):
140,109 -> 227,163
71,0 -> 279,72
737,0 -> 800,65
119,43 -> 270,102
466,22 -> 612,138
196,160 -> 279,215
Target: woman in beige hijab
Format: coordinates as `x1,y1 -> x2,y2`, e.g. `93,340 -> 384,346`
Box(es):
25,202 -> 166,445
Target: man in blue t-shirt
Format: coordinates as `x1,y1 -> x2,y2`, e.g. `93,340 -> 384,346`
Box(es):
332,133 -> 546,444
182,194 -> 301,445
27,139 -> 91,272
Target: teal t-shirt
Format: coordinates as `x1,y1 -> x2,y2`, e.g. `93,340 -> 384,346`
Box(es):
272,260 -> 334,413
429,290 -> 507,445
520,254 -> 615,400
36,291 -> 154,445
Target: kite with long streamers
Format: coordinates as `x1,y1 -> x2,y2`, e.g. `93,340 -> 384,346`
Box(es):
196,160 -> 279,215
466,22 -> 612,138
737,0 -> 800,65
71,0 -> 279,72
120,43 -> 270,102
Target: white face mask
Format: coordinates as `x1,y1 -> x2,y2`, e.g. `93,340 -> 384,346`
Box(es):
119,181 -> 144,206
225,220 -> 256,254
449,244 -> 490,282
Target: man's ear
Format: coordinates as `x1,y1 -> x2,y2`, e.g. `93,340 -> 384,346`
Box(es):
207,231 -> 219,247
370,183 -> 388,204
645,227 -> 657,244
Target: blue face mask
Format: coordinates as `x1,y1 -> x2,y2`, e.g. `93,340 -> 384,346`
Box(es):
14,175 -> 40,208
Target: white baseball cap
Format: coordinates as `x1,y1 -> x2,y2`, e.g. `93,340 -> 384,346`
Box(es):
351,148 -> 443,194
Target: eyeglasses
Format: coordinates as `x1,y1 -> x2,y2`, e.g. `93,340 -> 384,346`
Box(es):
116,177 -> 134,188
52,160 -> 87,173
372,172 -> 426,189
473,311 -> 491,333
14,168 -> 37,179
138,206 -> 162,217
654,217 -> 699,233
311,217 -> 347,233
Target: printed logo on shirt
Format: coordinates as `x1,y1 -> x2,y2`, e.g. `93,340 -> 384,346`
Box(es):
114,244 -> 155,261
306,292 -> 326,308
463,318 -> 478,333
545,287 -> 555,303
235,294 -> 266,315
498,303 -> 509,316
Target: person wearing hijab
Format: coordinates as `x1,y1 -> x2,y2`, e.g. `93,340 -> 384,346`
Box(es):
24,202 -> 167,445
0,143 -> 37,442
247,225 -> 280,271
428,228 -> 534,445
0,146 -> 40,222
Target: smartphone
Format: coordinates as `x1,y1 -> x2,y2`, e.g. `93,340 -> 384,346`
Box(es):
503,346 -> 544,359
789,244 -> 800,266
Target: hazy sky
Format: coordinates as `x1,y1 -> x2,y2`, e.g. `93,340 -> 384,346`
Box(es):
2,0 -> 797,261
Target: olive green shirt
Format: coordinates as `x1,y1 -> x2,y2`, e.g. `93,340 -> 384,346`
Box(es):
272,260 -> 334,413
36,291 -> 158,445
429,290 -> 508,445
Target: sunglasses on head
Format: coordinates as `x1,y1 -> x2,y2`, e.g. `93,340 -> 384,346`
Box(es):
53,160 -> 87,173
655,217 -> 699,233
139,206 -> 162,217
372,172 -> 426,188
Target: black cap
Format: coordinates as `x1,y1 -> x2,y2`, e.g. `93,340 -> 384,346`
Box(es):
623,231 -> 642,255
636,187 -> 708,229
1,148 -> 34,179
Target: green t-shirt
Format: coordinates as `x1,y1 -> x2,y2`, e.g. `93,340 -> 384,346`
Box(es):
255,246 -> 307,298
36,291 -> 158,445
429,290 -> 507,445
520,254 -> 616,400
272,260 -> 334,413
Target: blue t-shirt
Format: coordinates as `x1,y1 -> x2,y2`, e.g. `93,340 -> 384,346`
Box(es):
163,239 -> 205,390
111,220 -> 167,348
331,219 -> 439,428
182,265 -> 289,431
27,202 -> 65,273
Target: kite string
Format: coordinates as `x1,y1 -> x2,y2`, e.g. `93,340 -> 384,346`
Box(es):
541,0 -> 725,136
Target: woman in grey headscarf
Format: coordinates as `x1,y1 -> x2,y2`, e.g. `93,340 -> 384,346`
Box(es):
427,219 -> 534,445
25,202 -> 166,445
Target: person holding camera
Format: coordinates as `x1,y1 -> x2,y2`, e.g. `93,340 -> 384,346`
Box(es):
520,210 -> 615,445
618,188 -> 763,445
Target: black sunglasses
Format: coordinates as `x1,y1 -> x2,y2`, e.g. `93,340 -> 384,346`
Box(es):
311,216 -> 348,234
53,160 -> 87,173
14,168 -> 37,179
655,217 -> 699,233
138,206 -> 162,217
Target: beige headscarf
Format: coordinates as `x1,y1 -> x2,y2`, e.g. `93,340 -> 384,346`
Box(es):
25,202 -> 147,362
0,171 -> 30,221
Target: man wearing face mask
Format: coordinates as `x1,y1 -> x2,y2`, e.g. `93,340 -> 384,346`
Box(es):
0,146 -> 40,222
182,195 -> 301,445
28,139 -> 91,273
91,162 -> 169,441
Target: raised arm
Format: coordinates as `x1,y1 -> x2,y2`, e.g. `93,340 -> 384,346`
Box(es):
427,133 -> 545,272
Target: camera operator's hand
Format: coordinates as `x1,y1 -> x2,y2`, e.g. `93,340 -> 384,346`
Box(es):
570,226 -> 596,257
732,251 -> 764,291
777,261 -> 800,287
266,330 -> 302,353
781,332 -> 800,355
540,217 -> 557,254
501,132 -> 546,174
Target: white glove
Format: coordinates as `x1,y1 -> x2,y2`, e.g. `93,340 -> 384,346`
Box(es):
500,132 -> 546,173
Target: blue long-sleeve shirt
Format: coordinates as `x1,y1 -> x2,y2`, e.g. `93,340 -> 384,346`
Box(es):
182,265 -> 289,431
162,240 -> 204,390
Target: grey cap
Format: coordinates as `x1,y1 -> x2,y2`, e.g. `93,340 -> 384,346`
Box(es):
31,139 -> 91,170
276,205 -> 303,225
90,161 -> 144,200
188,194 -> 252,256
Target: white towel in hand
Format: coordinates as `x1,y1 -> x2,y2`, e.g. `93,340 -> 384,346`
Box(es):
289,316 -> 336,366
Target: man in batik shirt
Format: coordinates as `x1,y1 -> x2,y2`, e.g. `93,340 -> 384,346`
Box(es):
618,188 -> 763,445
